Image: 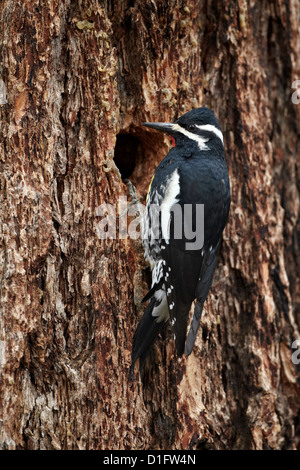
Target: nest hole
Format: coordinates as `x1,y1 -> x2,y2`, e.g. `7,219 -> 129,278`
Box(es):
114,133 -> 143,180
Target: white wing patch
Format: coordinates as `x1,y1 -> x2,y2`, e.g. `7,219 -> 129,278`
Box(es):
160,169 -> 180,244
142,169 -> 181,263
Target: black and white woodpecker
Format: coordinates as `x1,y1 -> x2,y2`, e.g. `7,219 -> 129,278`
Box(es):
130,107 -> 230,377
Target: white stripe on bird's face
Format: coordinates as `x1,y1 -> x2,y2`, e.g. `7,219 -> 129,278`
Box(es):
171,123 -> 224,147
195,124 -> 224,144
172,123 -> 209,150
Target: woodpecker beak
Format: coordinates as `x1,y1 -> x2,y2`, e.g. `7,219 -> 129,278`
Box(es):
142,122 -> 174,134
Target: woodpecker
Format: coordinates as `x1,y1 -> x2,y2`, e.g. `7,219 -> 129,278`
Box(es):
130,107 -> 230,377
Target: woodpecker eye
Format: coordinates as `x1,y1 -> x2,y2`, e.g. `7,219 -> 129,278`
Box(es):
188,124 -> 196,132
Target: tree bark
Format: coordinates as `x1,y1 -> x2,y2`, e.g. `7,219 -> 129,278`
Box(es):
0,0 -> 299,450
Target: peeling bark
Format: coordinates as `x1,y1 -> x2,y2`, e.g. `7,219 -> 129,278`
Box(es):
0,0 -> 299,450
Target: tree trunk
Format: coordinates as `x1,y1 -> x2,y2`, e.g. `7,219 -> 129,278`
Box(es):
0,0 -> 299,450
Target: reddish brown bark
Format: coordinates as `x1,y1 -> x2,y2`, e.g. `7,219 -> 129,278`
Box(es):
0,0 -> 299,450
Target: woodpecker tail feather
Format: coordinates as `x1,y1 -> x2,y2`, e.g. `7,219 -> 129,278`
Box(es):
171,300 -> 192,357
129,297 -> 165,379
184,300 -> 204,356
184,245 -> 220,356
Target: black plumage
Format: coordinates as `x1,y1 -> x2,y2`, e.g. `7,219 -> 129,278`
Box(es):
130,107 -> 230,377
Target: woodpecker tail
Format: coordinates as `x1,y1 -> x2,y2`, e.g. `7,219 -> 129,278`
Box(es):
184,243 -> 220,356
184,300 -> 204,356
129,297 -> 165,379
171,299 -> 192,357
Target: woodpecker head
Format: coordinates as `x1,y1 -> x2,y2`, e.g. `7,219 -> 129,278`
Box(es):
143,107 -> 223,151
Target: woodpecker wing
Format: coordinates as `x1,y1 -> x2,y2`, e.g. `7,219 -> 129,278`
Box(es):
161,242 -> 201,356
158,157 -> 228,355
185,241 -> 221,355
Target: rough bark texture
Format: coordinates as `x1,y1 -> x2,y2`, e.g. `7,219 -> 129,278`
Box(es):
0,0 -> 300,450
